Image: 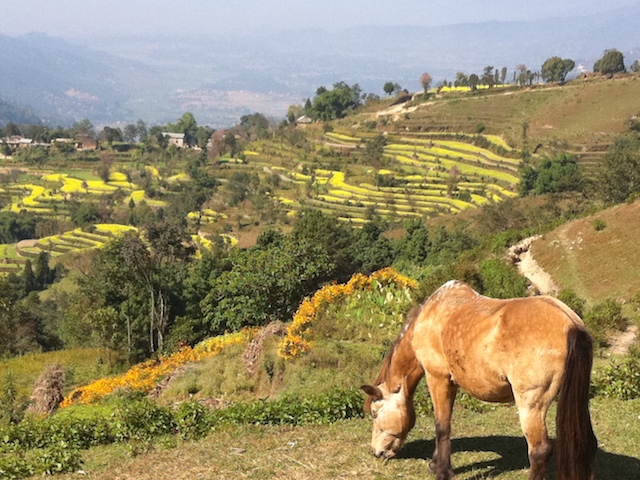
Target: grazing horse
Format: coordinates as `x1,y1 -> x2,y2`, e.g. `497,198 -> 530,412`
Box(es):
361,280 -> 597,480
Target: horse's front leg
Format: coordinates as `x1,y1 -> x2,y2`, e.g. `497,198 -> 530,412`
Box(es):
426,373 -> 458,480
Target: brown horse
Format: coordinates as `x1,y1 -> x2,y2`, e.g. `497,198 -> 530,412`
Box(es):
361,280 -> 597,480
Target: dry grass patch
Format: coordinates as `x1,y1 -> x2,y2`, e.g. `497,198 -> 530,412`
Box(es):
532,198 -> 640,305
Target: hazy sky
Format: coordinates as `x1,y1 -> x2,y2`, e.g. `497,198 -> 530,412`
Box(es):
1,0 -> 638,38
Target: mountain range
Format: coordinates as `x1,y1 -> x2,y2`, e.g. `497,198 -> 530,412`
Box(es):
1,2 -> 639,128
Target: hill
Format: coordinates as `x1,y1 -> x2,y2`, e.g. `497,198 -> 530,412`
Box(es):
0,33 -> 152,124
532,198 -> 640,304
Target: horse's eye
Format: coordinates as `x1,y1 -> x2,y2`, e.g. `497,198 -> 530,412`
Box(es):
372,411 -> 378,419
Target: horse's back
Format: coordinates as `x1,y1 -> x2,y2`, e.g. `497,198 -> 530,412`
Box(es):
411,282 -> 582,403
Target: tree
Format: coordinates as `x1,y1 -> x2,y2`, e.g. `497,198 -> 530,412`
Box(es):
101,126 -> 123,144
286,104 -> 304,124
500,67 -> 508,84
21,260 -> 36,296
468,74 -> 479,91
167,112 -> 199,146
631,60 -> 640,73
201,236 -> 334,334
593,49 -> 625,75
516,64 -> 528,86
419,72 -> 432,95
136,119 -> 148,140
363,135 -> 387,165
72,119 -> 95,138
597,133 -> 640,203
308,82 -> 362,121
97,153 -> 113,182
541,56 -> 575,83
123,124 -> 139,143
240,113 -> 270,140
383,81 -> 396,96
3,122 -> 21,137
519,153 -> 583,196
454,72 -> 468,87
481,66 -> 494,87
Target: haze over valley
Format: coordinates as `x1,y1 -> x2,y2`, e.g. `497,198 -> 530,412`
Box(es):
1,1 -> 640,127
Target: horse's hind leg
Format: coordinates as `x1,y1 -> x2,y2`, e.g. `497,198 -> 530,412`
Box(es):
426,373 -> 458,480
515,395 -> 553,480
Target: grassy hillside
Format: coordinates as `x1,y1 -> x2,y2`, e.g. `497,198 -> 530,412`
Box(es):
2,75 -> 640,480
13,268 -> 640,479
363,76 -> 640,169
532,198 -> 640,305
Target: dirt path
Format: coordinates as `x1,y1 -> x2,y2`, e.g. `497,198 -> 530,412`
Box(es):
507,236 -> 558,295
609,324 -> 639,355
508,236 -> 638,355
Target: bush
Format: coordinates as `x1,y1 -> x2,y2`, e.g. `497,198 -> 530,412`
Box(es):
33,441 -> 83,475
0,387 -> 366,475
479,259 -> 528,299
214,388 -> 364,426
583,299 -> 626,347
175,401 -> 212,440
557,289 -> 586,318
592,358 -> 640,400
592,219 -> 606,231
110,400 -> 176,442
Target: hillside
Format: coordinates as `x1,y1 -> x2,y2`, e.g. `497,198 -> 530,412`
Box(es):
364,76 -> 640,167
1,73 -> 640,480
532,198 -> 640,304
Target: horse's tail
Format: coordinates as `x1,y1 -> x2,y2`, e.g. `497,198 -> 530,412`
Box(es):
555,327 -> 598,480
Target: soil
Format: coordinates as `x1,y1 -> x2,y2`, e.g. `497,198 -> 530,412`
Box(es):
507,236 -> 558,295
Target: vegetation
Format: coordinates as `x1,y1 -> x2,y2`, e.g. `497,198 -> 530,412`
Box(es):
1,66 -> 640,478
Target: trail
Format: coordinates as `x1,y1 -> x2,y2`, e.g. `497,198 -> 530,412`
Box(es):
507,236 -> 558,295
508,236 -> 637,355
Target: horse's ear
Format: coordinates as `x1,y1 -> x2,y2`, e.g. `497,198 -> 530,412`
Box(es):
360,384 -> 383,401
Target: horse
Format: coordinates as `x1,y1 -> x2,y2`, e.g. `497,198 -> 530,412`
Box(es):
361,280 -> 597,480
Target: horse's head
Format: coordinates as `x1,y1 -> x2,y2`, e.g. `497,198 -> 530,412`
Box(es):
360,377 -> 415,459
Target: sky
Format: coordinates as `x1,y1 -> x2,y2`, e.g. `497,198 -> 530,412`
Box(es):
1,0 -> 638,38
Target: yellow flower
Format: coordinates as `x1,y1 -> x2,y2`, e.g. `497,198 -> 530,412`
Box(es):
61,328 -> 258,408
278,268 -> 417,359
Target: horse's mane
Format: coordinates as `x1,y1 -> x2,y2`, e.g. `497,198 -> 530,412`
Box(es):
364,304 -> 422,412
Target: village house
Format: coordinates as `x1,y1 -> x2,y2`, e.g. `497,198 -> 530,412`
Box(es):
162,132 -> 186,148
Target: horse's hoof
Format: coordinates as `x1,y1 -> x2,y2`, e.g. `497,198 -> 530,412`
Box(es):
435,468 -> 454,480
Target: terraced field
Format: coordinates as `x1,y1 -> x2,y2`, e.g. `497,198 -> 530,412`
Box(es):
1,170 -> 171,220
0,224 -> 136,272
285,131 -> 521,222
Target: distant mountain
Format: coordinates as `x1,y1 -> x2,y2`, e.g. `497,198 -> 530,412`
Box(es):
0,33 -> 153,125
1,3 -> 639,127
0,97 -> 43,126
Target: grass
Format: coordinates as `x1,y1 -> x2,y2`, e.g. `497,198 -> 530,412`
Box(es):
532,198 -> 640,306
0,348 -> 110,398
46,396 -> 640,480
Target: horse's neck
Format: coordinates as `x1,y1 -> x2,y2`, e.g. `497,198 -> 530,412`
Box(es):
388,328 -> 424,398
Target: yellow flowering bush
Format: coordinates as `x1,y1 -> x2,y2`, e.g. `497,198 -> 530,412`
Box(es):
61,328 -> 257,407
278,268 -> 417,359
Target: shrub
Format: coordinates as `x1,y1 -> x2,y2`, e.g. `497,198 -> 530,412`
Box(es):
175,401 -> 212,440
557,289 -> 586,318
583,299 -> 626,347
592,218 -> 606,231
592,358 -> 640,400
33,441 -> 83,475
110,400 -> 176,443
479,259 -> 528,299
214,387 -> 364,426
